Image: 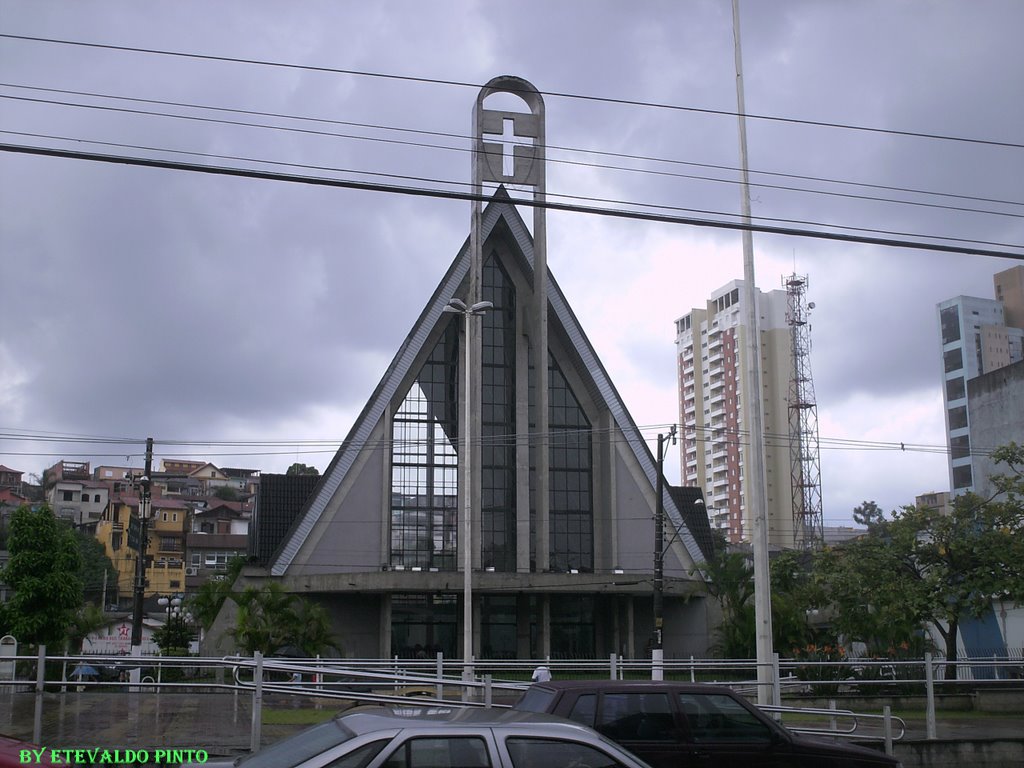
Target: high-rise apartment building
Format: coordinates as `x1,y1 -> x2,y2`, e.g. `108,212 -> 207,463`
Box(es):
674,280 -> 796,548
937,266 -> 1024,494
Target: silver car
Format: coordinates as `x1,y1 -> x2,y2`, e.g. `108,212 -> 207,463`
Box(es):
186,706 -> 654,768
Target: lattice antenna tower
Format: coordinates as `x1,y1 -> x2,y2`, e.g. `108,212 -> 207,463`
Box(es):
784,274 -> 824,548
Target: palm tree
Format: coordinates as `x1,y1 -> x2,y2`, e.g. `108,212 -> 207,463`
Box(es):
228,583 -> 338,658
291,599 -> 339,658
186,556 -> 245,632
229,583 -> 300,656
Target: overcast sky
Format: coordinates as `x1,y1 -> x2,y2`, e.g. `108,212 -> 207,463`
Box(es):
1,1 -> 1022,526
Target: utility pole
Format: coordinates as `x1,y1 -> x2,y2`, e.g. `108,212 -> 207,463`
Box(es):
129,437 -> 153,681
732,0 -> 775,705
652,424 -> 677,681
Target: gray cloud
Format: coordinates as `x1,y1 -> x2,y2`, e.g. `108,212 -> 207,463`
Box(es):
1,0 -> 1020,516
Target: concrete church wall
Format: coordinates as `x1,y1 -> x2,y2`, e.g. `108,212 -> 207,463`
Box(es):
613,448 -> 656,575
317,593 -> 380,658
294,429 -> 389,575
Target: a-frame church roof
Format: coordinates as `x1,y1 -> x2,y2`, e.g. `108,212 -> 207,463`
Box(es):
270,189 -> 706,576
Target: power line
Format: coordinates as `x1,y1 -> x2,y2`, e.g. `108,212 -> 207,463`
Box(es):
0,423 -> 983,460
3,142 -> 1022,261
6,128 -> 1019,251
2,33 -> 1022,149
4,82 -> 1022,216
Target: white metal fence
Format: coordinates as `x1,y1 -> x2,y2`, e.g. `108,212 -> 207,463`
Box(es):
3,646 -> 1022,755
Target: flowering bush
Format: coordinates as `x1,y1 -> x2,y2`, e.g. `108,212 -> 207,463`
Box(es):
853,637 -> 930,694
790,641 -> 852,695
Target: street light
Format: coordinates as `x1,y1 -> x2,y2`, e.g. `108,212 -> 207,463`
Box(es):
158,594 -> 182,624
652,424 -> 677,681
442,296 -> 492,680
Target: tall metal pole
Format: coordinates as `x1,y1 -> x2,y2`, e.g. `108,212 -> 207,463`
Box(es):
445,299 -> 491,681
732,0 -> 774,705
652,425 -> 676,681
461,307 -> 473,679
130,437 -> 153,687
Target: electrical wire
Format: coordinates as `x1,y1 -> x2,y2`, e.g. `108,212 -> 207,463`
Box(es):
3,142 -> 1022,260
0,422 -> 997,461
2,33 -> 1022,149
3,83 -> 1022,217
5,127 -> 1019,251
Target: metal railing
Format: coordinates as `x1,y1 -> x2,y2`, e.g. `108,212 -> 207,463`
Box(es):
3,647 -> 1021,756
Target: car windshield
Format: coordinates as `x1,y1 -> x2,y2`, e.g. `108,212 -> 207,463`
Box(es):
234,718 -> 355,768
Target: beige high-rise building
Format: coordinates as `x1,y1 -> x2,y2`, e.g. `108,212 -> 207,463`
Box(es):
675,280 -> 796,548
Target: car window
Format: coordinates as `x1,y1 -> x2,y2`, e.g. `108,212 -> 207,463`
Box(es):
597,693 -> 675,741
237,719 -> 355,768
506,737 -> 629,768
380,737 -> 491,768
677,693 -> 772,743
567,693 -> 597,727
515,686 -> 557,713
322,740 -> 388,768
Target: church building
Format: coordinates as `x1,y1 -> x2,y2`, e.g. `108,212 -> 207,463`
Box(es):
213,78 -> 714,661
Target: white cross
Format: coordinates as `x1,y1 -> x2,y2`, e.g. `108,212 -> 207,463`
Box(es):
486,117 -> 519,178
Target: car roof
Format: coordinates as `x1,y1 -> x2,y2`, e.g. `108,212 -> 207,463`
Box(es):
336,706 -> 589,735
526,680 -> 737,693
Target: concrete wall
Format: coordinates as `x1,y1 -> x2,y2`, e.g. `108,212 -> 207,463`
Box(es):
968,359 -> 1024,499
296,433 -> 388,575
895,740 -> 1024,768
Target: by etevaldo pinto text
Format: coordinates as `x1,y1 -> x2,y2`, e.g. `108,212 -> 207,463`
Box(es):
19,747 -> 209,765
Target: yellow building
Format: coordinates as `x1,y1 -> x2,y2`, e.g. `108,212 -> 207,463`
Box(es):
96,493 -> 190,602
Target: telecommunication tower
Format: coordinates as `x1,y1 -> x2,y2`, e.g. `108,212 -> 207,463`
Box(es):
784,274 -> 824,547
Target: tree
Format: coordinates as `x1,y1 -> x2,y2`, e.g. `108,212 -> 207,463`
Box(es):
230,583 -> 300,656
291,599 -> 340,657
76,530 -> 118,606
987,442 -> 1024,500
286,463 -> 319,476
813,531 -> 927,655
66,603 -> 107,653
697,541 -> 826,659
0,505 -> 82,648
213,485 -> 239,501
770,549 -> 828,653
187,557 -> 245,632
695,539 -> 756,658
852,500 -> 885,529
228,582 -> 336,657
817,451 -> 1024,678
898,494 -> 1024,677
153,614 -> 193,656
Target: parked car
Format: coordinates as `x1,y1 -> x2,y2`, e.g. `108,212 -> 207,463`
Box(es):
513,680 -> 901,768
184,706 -> 656,768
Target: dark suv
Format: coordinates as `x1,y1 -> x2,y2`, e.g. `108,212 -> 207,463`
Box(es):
513,680 -> 900,768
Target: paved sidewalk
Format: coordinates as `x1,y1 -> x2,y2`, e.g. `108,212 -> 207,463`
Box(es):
2,692 -> 258,756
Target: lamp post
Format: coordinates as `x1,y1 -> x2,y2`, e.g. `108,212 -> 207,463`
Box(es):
442,297 -> 492,680
652,425 -> 677,680
158,594 -> 182,625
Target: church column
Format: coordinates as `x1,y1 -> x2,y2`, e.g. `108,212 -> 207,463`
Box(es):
379,593 -> 392,659
473,77 -> 547,572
